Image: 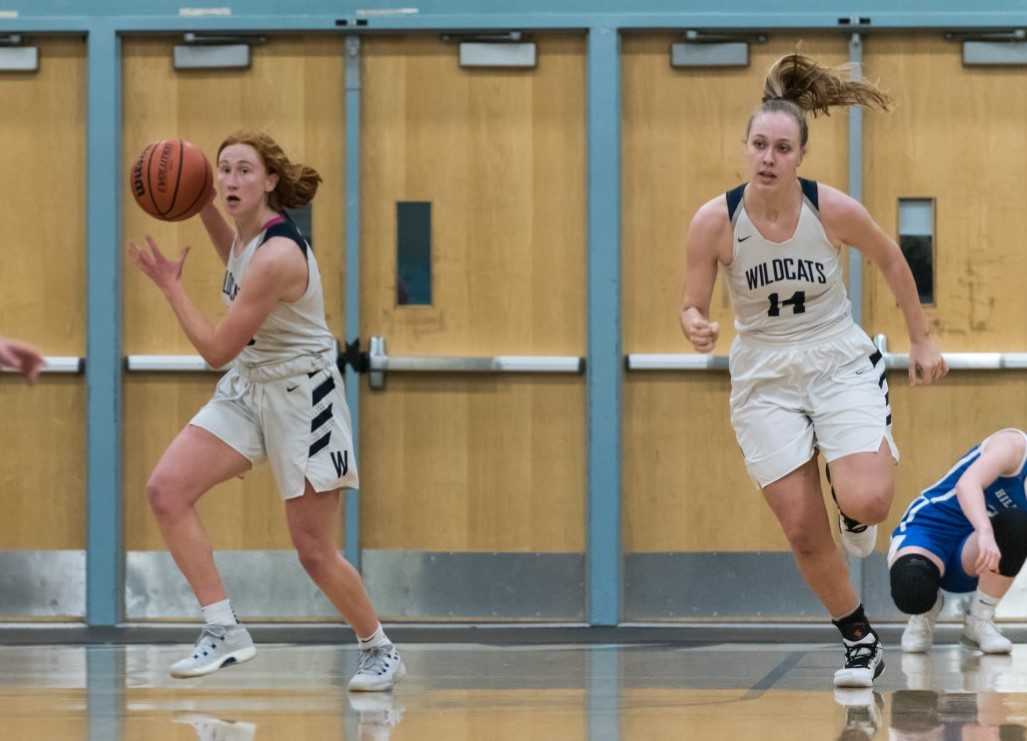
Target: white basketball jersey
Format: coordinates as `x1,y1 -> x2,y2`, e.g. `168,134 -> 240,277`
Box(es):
724,179 -> 853,344
221,215 -> 335,368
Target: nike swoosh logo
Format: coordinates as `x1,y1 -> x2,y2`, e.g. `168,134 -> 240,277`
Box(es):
738,235 -> 752,242
286,385 -> 298,392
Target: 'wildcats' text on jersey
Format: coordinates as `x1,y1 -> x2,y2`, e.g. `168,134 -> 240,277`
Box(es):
744,257 -> 828,291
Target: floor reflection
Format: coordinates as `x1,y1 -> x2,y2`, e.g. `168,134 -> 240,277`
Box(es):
2,642 -> 1027,739
173,714 -> 258,741
832,687 -> 1027,740
348,693 -> 404,741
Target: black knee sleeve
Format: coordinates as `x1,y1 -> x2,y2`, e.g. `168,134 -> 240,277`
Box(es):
992,510 -> 1027,577
890,554 -> 941,615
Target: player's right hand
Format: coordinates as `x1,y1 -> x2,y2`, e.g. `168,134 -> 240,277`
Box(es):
974,529 -> 1002,576
680,307 -> 720,354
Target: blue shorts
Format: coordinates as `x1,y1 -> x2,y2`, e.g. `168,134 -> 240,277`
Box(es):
890,507 -> 978,593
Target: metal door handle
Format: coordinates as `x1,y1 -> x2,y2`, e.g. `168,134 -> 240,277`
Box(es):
367,336 -> 584,390
125,355 -> 226,372
0,356 -> 84,375
625,353 -> 728,371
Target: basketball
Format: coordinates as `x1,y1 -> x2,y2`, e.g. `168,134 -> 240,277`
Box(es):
130,139 -> 213,221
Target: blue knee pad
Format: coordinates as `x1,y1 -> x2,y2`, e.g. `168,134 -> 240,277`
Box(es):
890,554 -> 941,615
993,510 -> 1027,577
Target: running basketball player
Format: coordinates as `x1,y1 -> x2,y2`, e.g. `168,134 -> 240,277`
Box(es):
128,131 -> 403,691
890,428 -> 1027,655
679,54 -> 947,686
0,337 -> 44,382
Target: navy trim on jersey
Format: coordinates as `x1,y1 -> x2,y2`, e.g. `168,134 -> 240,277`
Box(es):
725,184 -> 746,225
727,180 -> 818,225
259,216 -> 309,257
799,177 -> 819,212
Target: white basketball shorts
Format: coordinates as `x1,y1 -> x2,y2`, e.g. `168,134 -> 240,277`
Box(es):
190,353 -> 359,500
728,323 -> 898,488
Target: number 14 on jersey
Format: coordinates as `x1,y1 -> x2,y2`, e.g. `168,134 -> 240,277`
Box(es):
767,291 -> 806,317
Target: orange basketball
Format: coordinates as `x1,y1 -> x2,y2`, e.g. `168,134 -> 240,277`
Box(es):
130,139 -> 213,222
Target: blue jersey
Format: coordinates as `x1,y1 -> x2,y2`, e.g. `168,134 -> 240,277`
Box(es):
895,429 -> 1027,534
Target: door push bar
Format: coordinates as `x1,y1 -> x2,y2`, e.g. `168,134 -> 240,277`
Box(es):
0,356 -> 83,375
365,336 -> 585,390
624,335 -> 1027,372
124,337 -> 584,391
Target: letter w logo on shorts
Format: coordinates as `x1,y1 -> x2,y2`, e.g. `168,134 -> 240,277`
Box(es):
330,451 -> 349,477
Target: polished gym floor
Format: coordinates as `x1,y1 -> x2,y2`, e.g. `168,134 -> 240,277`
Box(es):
3,639 -> 1027,740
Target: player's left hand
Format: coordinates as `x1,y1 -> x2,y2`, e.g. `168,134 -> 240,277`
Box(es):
908,336 -> 947,386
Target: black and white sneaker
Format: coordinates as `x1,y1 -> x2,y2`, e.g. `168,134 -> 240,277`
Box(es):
834,632 -> 885,688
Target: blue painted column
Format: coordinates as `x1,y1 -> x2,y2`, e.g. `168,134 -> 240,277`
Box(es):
587,26 -> 622,627
86,21 -> 123,627
343,34 -> 363,571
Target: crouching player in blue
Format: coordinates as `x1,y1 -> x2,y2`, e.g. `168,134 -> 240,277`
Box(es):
889,428 -> 1027,654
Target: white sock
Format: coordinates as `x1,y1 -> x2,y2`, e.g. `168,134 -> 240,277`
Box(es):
201,598 -> 238,626
969,589 -> 999,621
357,624 -> 391,649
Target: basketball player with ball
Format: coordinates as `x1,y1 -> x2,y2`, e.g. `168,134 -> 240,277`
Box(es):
128,132 -> 404,691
